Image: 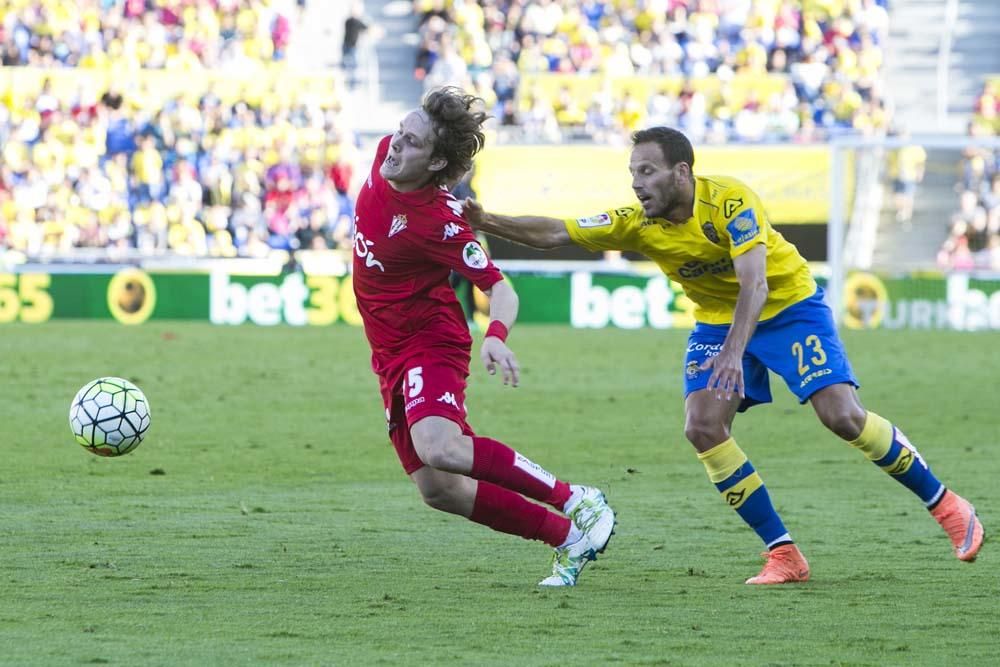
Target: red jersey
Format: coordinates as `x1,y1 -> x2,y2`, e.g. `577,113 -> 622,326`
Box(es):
353,135 -> 504,387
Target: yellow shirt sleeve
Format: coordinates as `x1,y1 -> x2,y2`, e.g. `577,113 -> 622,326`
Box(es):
715,184 -> 769,260
563,205 -> 642,253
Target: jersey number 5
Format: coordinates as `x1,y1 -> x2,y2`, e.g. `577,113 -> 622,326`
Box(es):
407,367 -> 424,398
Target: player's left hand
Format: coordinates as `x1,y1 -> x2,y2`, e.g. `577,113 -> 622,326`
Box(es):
700,347 -> 744,401
481,336 -> 520,387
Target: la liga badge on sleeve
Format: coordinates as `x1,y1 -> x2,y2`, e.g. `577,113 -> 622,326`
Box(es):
463,241 -> 489,269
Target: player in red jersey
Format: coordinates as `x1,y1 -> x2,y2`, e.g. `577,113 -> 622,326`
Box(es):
352,87 -> 616,586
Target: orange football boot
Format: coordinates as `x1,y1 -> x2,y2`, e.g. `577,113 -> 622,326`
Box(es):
930,491 -> 984,562
745,544 -> 811,584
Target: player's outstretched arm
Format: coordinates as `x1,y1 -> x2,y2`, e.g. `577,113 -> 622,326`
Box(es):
699,244 -> 768,400
481,280 -> 520,387
462,198 -> 571,249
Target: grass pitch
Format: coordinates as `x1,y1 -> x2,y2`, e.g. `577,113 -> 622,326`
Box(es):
1,322 -> 995,666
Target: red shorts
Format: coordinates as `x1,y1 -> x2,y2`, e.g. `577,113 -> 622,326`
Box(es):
378,352 -> 475,474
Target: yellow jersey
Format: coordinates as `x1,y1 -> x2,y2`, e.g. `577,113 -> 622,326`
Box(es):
564,175 -> 816,324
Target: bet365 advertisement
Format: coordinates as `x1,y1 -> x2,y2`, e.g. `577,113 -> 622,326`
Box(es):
1,269 -> 999,330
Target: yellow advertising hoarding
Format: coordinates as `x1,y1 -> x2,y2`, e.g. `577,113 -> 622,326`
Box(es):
473,144 -> 852,224
0,66 -> 342,110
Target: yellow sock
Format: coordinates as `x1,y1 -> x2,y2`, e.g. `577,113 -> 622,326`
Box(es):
848,411 -> 892,461
849,411 -> 944,505
697,438 -> 791,547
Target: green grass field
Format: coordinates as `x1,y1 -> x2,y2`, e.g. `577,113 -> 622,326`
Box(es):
1,322 -> 995,666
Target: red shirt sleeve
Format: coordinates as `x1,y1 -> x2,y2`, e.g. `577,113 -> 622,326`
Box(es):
411,192 -> 503,292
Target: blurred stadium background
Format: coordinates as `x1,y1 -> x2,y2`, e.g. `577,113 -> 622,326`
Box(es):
3,4 -> 998,664
0,0 -> 998,327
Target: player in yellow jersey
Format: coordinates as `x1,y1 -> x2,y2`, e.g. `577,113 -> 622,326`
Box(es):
464,127 -> 984,584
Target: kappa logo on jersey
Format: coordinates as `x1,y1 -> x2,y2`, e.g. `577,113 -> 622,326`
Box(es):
436,392 -> 459,408
463,241 -> 489,269
353,232 -> 385,271
726,209 -> 760,247
723,197 -> 743,218
442,222 -> 462,240
576,213 -> 612,228
388,214 -> 407,237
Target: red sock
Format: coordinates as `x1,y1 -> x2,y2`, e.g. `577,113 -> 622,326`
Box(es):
469,481 -> 570,547
471,436 -> 571,508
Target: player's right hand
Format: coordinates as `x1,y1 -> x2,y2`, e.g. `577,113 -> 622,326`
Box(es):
481,336 -> 520,387
462,197 -> 486,229
699,347 -> 745,401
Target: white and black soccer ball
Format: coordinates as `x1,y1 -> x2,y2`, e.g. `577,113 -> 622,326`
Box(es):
69,377 -> 151,457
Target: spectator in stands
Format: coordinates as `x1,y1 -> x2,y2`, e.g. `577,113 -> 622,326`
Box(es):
937,223 -> 976,271
942,81 -> 1000,271
342,1 -> 371,88
424,34 -> 470,92
130,134 -> 166,208
888,129 -> 927,226
982,173 -> 1000,216
415,2 -> 452,80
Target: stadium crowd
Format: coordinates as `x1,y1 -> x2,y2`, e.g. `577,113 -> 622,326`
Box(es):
0,0 -> 361,260
412,0 -> 891,144
0,0 -> 302,68
937,80 -> 1000,271
10,1 -> 976,268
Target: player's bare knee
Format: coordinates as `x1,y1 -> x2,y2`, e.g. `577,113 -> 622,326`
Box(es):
413,435 -> 464,472
412,438 -> 446,470
685,417 -> 729,450
418,484 -> 451,512
820,406 -> 866,441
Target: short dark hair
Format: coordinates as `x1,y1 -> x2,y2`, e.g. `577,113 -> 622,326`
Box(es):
422,87 -> 489,186
631,127 -> 695,169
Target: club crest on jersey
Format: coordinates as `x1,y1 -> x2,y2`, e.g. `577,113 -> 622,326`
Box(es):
388,214 -> 407,237
701,222 -> 720,244
576,213 -> 612,228
442,222 -> 462,240
723,197 -> 743,218
685,360 -> 701,378
726,209 -> 760,247
463,241 -> 488,269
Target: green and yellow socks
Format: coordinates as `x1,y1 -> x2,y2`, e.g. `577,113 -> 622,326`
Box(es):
849,411 -> 945,507
698,438 -> 792,549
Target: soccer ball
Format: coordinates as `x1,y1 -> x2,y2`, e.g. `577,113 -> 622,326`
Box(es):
69,377 -> 151,457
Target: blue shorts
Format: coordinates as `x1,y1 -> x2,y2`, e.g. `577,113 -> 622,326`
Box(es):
683,288 -> 859,412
